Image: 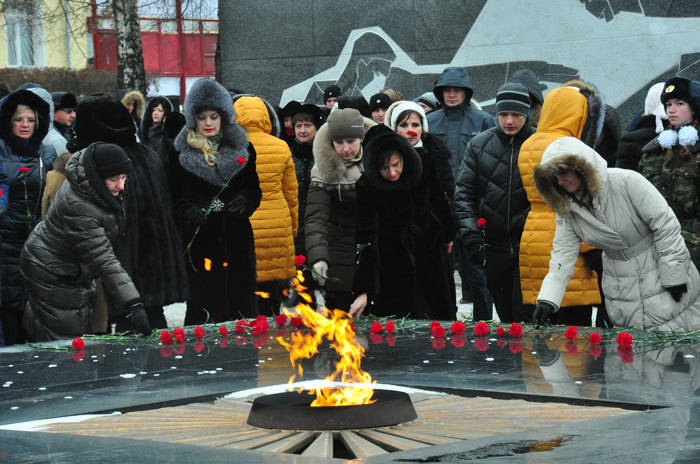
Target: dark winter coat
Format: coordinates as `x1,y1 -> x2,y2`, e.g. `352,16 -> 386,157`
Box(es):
140,96 -> 174,153
456,123 -> 534,251
304,118 -> 374,295
69,95 -> 189,308
418,133 -> 455,204
21,146 -> 140,341
354,129 -> 456,319
616,114 -> 658,171
170,78 -> 262,321
290,138 -> 314,253
0,89 -> 57,316
639,131 -> 700,270
427,67 -> 496,177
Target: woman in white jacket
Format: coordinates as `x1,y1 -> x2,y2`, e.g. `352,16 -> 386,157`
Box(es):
531,136 -> 699,332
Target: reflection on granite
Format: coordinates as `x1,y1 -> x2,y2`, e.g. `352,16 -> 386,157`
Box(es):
0,321 -> 698,463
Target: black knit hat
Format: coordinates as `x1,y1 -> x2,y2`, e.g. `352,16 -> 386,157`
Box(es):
92,142 -> 132,178
368,93 -> 392,112
496,82 -> 531,117
660,77 -> 700,115
323,85 -> 342,104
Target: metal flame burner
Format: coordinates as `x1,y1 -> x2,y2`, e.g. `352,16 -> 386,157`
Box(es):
246,389 -> 417,430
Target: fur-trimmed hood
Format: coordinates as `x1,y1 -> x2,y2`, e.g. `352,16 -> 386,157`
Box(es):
0,88 -> 52,154
534,137 -> 606,214
311,116 -> 375,185
173,122 -> 250,187
562,80 -> 606,148
184,78 -> 234,129
232,94 -> 281,138
120,90 -> 145,119
69,95 -> 137,152
141,96 -> 174,136
361,125 -> 422,192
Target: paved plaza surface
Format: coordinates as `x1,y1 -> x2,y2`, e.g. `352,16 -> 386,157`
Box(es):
0,315 -> 697,463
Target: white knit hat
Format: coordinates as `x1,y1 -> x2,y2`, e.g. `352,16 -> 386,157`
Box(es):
387,101 -> 428,133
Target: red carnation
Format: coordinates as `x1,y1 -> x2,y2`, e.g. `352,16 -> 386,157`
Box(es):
370,321 -> 383,334
616,331 -> 633,349
294,255 -> 306,267
275,314 -> 287,327
451,334 -> 466,348
589,344 -> 602,359
236,156 -> 246,165
474,337 -> 489,351
509,340 -> 523,354
234,321 -> 246,334
450,321 -> 466,335
406,130 -> 419,140
429,321 -> 441,328
431,323 -> 446,338
476,217 -> 486,228
290,316 -> 303,328
589,332 -> 602,345
565,326 -> 578,340
172,328 -> 185,344
194,326 -> 205,339
369,333 -> 384,344
0,187 -> 3,196
509,322 -> 523,338
72,350 -> 85,362
160,330 -> 173,345
219,325 -> 229,338
565,342 -> 579,355
252,321 -> 268,335
385,320 -> 396,334
617,346 -> 634,364
19,167 -> 30,173
385,335 -> 396,347
195,340 -> 206,353
431,338 -> 446,350
496,326 -> 506,337
473,321 -> 489,337
71,337 -> 85,350
247,319 -> 257,326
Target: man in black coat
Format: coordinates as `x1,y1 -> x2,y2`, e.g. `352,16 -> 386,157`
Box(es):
455,83 -> 534,323
68,96 -> 189,330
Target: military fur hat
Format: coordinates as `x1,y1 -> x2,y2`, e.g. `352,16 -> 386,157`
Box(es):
660,77 -> 700,115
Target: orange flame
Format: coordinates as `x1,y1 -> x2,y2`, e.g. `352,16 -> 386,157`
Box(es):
276,270 -> 376,406
255,291 -> 271,298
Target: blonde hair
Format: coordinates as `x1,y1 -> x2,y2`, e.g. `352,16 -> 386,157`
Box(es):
187,129 -> 218,166
13,104 -> 39,130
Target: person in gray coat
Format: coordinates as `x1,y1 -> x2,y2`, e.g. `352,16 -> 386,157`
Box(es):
21,143 -> 151,341
532,136 -> 699,332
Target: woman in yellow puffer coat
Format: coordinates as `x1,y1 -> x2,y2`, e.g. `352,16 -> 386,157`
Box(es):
234,96 -> 298,315
518,82 -> 603,325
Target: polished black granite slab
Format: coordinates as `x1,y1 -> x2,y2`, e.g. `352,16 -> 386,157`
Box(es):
0,321 -> 698,463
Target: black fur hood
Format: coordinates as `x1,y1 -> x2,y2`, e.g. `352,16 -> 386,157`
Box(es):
361,125 -> 422,192
533,137 -> 606,214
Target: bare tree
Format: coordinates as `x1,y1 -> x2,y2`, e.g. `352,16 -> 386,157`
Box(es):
111,0 -> 147,94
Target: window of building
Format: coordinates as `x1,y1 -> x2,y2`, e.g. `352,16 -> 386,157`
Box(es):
5,5 -> 44,67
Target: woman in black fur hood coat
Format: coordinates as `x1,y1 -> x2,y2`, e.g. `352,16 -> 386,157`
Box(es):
170,78 -> 261,323
351,126 -> 456,320
68,95 -> 189,330
140,96 -> 174,153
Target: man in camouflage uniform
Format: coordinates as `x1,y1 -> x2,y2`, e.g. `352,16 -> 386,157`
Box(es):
639,76 -> 699,270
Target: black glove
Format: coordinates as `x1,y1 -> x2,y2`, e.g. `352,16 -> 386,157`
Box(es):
226,194 -> 247,215
581,249 -> 602,274
533,301 -> 557,328
666,284 -> 687,302
126,303 -> 151,336
534,335 -> 560,366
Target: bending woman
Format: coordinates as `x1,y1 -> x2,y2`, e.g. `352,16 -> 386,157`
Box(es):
532,136 -> 699,332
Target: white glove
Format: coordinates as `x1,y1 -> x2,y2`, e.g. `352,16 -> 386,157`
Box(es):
312,260 -> 328,286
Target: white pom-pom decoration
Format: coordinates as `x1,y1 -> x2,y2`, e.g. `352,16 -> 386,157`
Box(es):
677,125 -> 699,147
657,129 -> 678,149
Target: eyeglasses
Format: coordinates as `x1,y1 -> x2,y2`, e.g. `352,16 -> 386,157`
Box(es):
58,108 -> 75,114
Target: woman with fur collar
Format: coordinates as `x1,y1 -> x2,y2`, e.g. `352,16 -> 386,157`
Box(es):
350,124 -> 456,319
170,78 -> 261,323
518,82 -> 604,326
0,88 -> 56,345
639,77 -> 699,271
305,108 -> 374,311
533,137 -> 699,332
